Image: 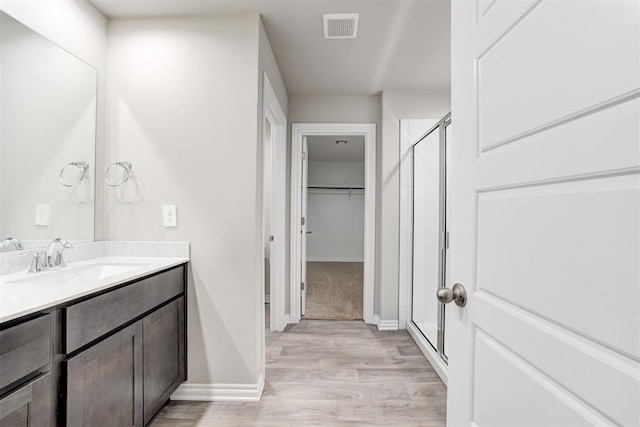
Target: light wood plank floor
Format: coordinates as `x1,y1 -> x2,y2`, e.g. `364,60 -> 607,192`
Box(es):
152,305 -> 447,426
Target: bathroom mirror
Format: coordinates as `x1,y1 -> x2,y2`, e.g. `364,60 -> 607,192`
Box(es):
0,11 -> 97,251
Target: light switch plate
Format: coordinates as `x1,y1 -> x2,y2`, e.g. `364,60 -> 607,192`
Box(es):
35,204 -> 50,226
163,204 -> 177,227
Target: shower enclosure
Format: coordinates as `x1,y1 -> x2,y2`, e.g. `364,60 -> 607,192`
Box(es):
411,113 -> 451,364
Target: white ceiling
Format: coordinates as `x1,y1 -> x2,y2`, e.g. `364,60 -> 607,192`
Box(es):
89,0 -> 451,96
307,135 -> 365,162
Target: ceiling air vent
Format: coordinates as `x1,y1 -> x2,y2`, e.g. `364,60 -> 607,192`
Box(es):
323,13 -> 359,39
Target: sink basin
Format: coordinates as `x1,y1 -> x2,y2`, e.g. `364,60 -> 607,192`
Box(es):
8,262 -> 150,285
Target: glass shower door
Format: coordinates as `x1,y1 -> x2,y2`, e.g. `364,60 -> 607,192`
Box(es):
411,113 -> 450,359
412,125 -> 441,348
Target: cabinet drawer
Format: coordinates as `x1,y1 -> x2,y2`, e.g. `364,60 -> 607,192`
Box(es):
64,266 -> 184,353
0,315 -> 51,390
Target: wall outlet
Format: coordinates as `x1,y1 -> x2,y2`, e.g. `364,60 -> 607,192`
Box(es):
35,204 -> 50,226
163,204 -> 177,227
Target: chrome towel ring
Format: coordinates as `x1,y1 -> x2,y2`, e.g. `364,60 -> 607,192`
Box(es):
59,161 -> 89,187
105,161 -> 132,187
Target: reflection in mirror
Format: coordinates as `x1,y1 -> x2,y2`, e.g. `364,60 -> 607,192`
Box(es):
0,11 -> 97,251
59,161 -> 90,188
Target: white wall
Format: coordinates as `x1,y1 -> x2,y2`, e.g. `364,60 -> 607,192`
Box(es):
380,90 -> 449,323
258,19 -> 287,117
307,161 -> 365,262
106,13 -> 273,387
288,95 -> 380,124
307,191 -> 364,262
308,161 -> 365,187
0,0 -> 108,240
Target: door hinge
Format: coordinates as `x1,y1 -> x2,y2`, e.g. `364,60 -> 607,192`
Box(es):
444,231 -> 450,249
302,151 -> 307,160
301,282 -> 305,290
301,217 -> 306,226
269,235 -> 274,242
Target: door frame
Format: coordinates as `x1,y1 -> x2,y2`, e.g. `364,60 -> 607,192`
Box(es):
262,73 -> 287,332
290,123 -> 376,324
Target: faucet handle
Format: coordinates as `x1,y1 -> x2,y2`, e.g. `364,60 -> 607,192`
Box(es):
27,251 -> 46,273
55,243 -> 74,267
46,238 -> 73,268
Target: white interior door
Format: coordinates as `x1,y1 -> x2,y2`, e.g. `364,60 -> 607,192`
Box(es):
301,136 -> 309,316
448,0 -> 640,425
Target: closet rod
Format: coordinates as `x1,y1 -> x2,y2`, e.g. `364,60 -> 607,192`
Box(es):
307,186 -> 364,190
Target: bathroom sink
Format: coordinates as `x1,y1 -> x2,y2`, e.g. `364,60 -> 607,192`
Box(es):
8,262 -> 150,285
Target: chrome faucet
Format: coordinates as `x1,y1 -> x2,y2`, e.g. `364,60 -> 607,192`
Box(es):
46,238 -> 73,268
0,237 -> 24,251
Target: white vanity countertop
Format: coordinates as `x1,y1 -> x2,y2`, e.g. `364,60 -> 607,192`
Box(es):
0,256 -> 189,324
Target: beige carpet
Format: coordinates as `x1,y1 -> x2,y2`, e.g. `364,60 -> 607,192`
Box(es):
305,262 -> 363,320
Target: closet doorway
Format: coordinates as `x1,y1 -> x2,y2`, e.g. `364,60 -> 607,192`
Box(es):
304,135 -> 365,320
290,123 -> 376,325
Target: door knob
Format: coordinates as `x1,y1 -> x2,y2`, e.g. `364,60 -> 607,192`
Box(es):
436,283 -> 467,307
306,230 -> 313,235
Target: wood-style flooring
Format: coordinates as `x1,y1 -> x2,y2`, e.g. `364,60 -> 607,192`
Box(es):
152,305 -> 447,426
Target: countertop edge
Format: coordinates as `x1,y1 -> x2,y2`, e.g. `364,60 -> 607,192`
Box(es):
0,257 -> 189,324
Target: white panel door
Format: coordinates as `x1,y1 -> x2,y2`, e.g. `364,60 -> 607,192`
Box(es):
301,137 -> 309,316
448,0 -> 640,425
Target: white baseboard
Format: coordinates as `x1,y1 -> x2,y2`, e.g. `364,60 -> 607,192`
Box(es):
306,257 -> 364,263
265,294 -> 270,304
407,322 -> 448,386
374,315 -> 399,331
171,373 -> 265,402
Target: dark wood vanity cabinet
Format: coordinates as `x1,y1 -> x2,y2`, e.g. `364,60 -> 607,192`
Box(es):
0,263 -> 187,427
63,265 -> 187,427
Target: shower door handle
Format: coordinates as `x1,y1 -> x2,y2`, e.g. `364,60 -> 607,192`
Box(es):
436,283 -> 467,307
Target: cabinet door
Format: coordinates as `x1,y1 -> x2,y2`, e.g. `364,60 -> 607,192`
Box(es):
65,323 -> 142,427
0,373 -> 52,427
143,297 -> 185,425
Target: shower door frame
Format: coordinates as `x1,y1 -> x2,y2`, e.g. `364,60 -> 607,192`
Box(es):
410,112 -> 452,365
